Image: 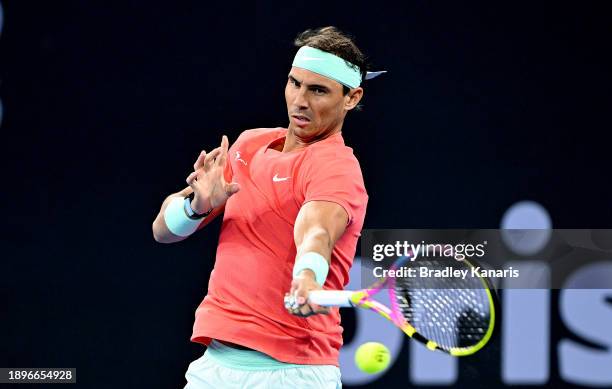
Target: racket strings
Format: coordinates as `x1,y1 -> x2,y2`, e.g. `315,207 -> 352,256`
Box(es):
392,260 -> 492,351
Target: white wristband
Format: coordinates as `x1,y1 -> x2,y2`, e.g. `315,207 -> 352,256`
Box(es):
163,197 -> 203,237
293,252 -> 329,286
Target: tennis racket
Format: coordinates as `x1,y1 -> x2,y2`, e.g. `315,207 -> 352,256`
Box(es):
308,255 -> 498,356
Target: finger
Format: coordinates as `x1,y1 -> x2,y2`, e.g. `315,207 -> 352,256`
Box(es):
225,182 -> 240,197
309,302 -> 330,315
204,147 -> 222,168
193,150 -> 207,171
289,279 -> 299,296
297,303 -> 314,317
289,303 -> 305,316
291,292 -> 301,310
295,301 -> 329,317
216,135 -> 229,167
186,171 -> 199,186
294,284 -> 310,306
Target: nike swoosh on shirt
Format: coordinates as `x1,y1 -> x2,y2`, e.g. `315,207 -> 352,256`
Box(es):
273,174 -> 290,182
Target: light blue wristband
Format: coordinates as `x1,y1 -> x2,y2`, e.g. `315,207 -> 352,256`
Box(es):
163,196 -> 203,237
292,252 -> 329,286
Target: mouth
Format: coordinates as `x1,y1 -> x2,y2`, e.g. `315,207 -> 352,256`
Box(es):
291,114 -> 311,127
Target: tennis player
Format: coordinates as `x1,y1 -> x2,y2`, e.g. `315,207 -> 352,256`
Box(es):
152,26 -> 384,388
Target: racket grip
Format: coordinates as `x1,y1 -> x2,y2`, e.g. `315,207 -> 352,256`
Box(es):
308,290 -> 354,307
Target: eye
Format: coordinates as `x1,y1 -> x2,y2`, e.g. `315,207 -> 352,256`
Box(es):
288,78 -> 299,87
312,88 -> 326,95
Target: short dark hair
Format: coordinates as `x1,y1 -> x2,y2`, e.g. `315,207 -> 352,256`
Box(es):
294,26 -> 369,97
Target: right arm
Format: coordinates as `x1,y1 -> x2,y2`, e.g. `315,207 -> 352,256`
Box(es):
151,135 -> 240,244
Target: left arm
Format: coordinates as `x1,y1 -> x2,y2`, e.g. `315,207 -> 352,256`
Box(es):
286,200 -> 348,317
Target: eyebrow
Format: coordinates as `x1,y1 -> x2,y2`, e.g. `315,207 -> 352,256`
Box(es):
288,75 -> 331,92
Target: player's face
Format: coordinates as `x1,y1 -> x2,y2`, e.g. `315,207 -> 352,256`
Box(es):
285,67 -> 358,141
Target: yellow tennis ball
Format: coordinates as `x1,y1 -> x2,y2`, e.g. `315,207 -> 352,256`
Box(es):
354,342 -> 391,374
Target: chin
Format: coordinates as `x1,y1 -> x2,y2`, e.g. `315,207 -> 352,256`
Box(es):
293,125 -> 316,138
289,122 -> 309,133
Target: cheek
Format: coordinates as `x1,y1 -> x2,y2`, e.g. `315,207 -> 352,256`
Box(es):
320,102 -> 342,123
313,102 -> 334,121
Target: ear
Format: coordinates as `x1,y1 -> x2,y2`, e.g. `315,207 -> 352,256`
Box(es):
344,87 -> 364,111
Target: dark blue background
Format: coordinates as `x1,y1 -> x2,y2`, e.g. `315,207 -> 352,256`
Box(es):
1,1 -> 610,387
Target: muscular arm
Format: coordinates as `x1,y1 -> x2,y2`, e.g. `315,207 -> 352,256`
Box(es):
293,200 -> 348,263
287,200 -> 348,316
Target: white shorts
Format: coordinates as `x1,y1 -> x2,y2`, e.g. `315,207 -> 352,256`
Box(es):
183,346 -> 342,389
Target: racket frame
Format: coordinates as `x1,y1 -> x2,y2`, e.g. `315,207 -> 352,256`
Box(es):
309,256 -> 497,356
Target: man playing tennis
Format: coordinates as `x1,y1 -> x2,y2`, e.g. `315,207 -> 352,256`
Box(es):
152,26 -> 384,388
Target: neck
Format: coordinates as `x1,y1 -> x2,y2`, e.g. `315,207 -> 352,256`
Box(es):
282,126 -> 342,153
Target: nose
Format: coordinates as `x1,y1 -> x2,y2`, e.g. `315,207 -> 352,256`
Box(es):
292,87 -> 309,110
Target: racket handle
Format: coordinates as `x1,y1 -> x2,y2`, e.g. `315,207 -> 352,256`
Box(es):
308,290 -> 354,307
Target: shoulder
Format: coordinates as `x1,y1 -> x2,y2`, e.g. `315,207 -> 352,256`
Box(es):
234,127 -> 286,146
304,137 -> 364,174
